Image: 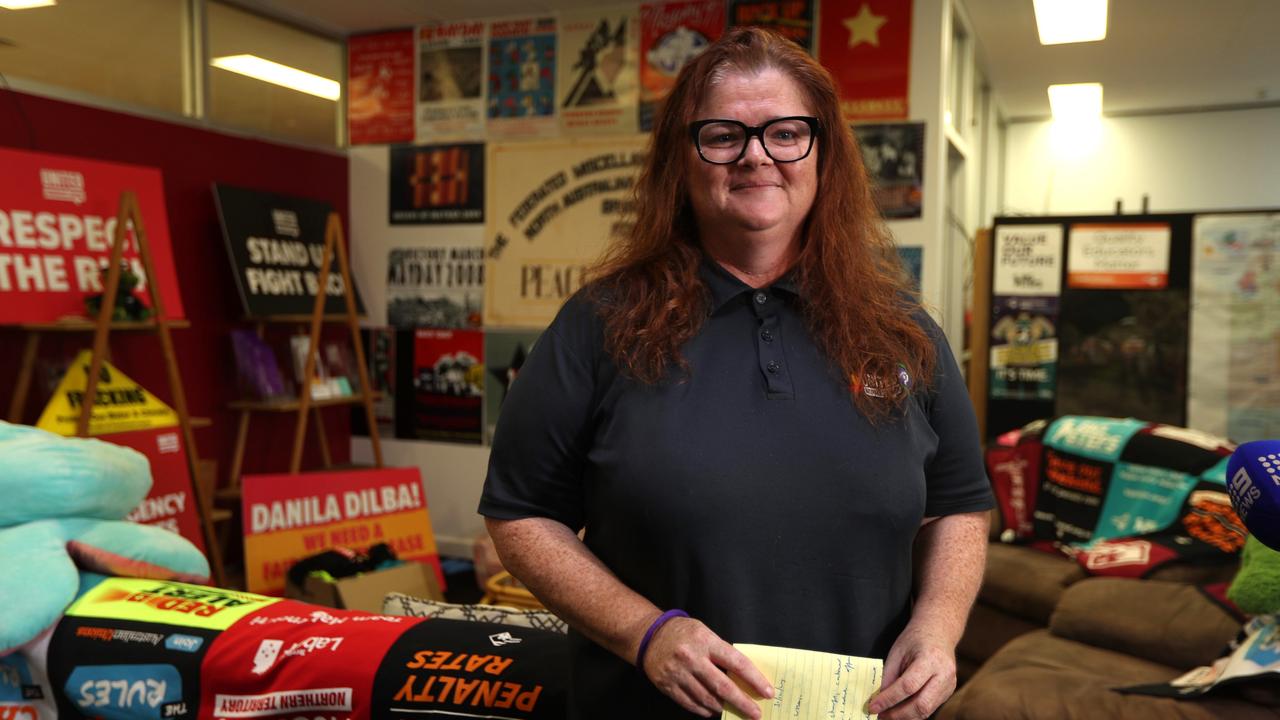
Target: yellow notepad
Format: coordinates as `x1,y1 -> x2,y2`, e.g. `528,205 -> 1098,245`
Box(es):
722,644 -> 882,720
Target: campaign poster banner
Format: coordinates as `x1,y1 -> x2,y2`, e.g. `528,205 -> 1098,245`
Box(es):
388,143 -> 485,225
487,17 -> 558,138
48,612 -> 217,720
728,0 -> 815,53
993,224 -> 1064,296
820,0 -> 913,120
485,138 -> 646,327
36,350 -> 180,436
1068,223 -> 1171,289
639,0 -> 724,131
854,122 -> 924,218
199,600 -> 419,720
370,619 -> 567,718
1188,213 -> 1280,442
386,244 -> 484,328
108,426 -> 206,554
0,147 -> 185,323
989,295 -> 1058,401
559,9 -> 640,135
65,577 -> 279,630
417,21 -> 486,140
241,467 -> 443,595
348,31 -> 416,145
483,329 -> 542,444
412,329 -> 484,444
213,184 -> 365,318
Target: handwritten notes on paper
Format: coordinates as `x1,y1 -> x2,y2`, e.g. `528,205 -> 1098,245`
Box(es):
723,644 -> 882,720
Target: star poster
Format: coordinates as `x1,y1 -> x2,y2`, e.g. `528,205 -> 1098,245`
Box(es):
482,329 -> 542,444
818,0 -> 912,120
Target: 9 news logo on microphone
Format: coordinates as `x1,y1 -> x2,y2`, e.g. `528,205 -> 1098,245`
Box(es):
1226,440 -> 1280,551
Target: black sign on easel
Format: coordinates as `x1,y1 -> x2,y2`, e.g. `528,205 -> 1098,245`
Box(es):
214,184 -> 366,317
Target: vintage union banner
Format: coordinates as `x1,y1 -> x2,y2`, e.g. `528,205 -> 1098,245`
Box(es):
484,137 -> 646,327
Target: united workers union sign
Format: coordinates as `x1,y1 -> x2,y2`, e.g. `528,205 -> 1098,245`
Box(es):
484,137 -> 646,327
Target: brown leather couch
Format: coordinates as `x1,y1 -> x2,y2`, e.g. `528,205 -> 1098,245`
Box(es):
943,547 -> 1277,719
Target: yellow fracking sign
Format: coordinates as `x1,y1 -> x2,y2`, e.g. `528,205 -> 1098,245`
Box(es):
37,350 -> 178,436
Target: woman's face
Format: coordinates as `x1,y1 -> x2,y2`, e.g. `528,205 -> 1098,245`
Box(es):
685,68 -> 819,245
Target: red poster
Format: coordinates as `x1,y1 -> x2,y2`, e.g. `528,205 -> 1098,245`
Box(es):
241,467 -> 444,595
106,426 -> 207,554
0,147 -> 185,323
348,31 -> 416,145
199,599 -> 420,720
640,1 -> 725,112
412,329 -> 484,444
818,0 -> 912,120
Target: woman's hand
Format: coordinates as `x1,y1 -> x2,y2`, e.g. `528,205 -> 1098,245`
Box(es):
868,623 -> 957,719
641,615 -> 773,719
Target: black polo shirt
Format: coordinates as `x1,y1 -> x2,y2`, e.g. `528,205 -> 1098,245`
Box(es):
479,258 -> 993,719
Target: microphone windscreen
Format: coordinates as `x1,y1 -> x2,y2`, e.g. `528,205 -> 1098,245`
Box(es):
1226,440 -> 1280,551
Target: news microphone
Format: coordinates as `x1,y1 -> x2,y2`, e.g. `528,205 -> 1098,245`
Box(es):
1226,440 -> 1280,551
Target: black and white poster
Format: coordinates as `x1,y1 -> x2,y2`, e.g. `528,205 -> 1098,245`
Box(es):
853,122 -> 925,219
388,143 -> 485,225
387,245 -> 484,328
214,184 -> 365,317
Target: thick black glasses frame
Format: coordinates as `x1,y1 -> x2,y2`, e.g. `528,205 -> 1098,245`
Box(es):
689,116 -> 820,165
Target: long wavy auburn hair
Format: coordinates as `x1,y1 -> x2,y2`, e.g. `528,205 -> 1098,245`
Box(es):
587,27 -> 936,420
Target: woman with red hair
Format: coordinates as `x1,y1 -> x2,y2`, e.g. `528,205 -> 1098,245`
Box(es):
481,27 -> 992,720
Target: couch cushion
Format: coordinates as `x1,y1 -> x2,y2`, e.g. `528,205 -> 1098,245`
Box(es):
1050,578 -> 1242,671
980,543 -> 1086,623
938,631 -> 1277,720
958,602 -> 1041,664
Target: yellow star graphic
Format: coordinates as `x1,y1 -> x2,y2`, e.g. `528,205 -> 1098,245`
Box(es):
844,3 -> 888,48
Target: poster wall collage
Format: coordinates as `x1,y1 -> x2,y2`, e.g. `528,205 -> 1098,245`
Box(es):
343,1 -> 927,446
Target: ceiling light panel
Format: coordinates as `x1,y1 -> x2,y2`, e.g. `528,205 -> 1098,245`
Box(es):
1033,0 -> 1108,45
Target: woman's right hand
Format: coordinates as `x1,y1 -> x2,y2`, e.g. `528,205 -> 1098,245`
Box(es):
640,615 -> 773,719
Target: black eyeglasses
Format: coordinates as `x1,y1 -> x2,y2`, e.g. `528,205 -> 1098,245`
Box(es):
689,116 -> 820,165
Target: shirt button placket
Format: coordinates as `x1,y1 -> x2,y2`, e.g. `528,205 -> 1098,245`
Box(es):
751,289 -> 789,396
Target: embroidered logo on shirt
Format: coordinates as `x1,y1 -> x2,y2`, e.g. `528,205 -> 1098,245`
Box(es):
849,363 -> 911,398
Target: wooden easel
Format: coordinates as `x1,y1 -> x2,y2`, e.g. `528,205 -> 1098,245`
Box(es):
5,190 -> 225,586
217,211 -> 384,558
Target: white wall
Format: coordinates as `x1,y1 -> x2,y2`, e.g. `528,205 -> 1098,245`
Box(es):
352,436 -> 488,559
891,0 -> 946,327
1002,106 -> 1280,216
349,144 -> 491,560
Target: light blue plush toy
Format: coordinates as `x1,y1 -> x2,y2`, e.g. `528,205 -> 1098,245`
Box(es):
0,421 -> 210,655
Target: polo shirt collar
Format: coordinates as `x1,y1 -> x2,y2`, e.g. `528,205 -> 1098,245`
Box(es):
699,253 -> 801,313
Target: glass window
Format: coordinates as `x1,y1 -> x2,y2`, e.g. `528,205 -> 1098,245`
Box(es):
207,1 -> 342,147
0,0 -> 184,115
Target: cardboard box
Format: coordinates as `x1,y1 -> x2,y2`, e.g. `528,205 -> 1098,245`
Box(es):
286,561 -> 443,613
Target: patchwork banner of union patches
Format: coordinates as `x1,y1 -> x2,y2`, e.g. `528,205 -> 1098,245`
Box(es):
1025,416 -> 1242,577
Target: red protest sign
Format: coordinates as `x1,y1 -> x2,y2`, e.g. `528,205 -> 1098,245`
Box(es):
241,467 -> 444,595
0,147 -> 185,323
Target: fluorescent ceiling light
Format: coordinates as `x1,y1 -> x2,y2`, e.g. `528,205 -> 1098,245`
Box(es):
211,54 -> 340,101
1033,0 -> 1107,45
0,0 -> 58,9
1048,83 -> 1103,121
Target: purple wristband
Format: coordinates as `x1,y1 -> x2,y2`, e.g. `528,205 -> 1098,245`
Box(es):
636,609 -> 689,668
